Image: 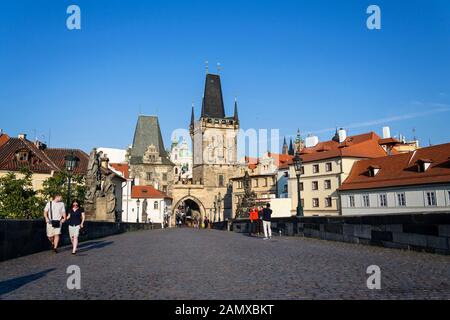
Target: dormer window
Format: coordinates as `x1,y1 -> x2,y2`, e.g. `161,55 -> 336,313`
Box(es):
416,159 -> 432,173
368,165 -> 380,177
16,150 -> 30,162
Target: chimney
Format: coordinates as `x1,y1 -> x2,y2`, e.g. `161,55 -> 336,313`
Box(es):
305,136 -> 319,148
382,126 -> 391,139
18,133 -> 27,140
338,128 -> 347,143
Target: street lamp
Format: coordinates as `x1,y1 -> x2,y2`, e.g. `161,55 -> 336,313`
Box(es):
64,151 -> 80,209
293,152 -> 304,217
217,192 -> 222,222
136,199 -> 140,223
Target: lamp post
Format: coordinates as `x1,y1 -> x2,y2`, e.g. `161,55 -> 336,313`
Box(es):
293,152 -> 304,217
64,152 -> 80,209
136,199 -> 140,223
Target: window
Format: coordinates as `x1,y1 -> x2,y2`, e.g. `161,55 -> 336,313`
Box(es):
154,201 -> 159,209
238,181 -> 243,189
174,168 -> 178,175
218,175 -> 224,187
426,191 -> 436,206
313,164 -> 319,173
146,172 -> 153,181
348,195 -> 355,207
324,180 -> 331,189
299,182 -> 304,191
263,178 -> 268,187
283,184 -> 288,193
300,166 -> 305,174
162,186 -> 167,193
363,194 -> 370,207
325,197 -> 332,207
379,194 -> 387,207
312,181 -> 318,190
397,193 -> 406,207
253,178 -> 258,188
312,198 -> 319,207
162,173 -> 168,181
326,162 -> 332,172
17,151 -> 29,162
284,171 -> 289,177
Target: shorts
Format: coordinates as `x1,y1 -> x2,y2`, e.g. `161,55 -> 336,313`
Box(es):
46,223 -> 61,237
69,225 -> 81,238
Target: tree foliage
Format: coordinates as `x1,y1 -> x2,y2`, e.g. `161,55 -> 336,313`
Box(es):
40,171 -> 86,207
0,167 -> 44,219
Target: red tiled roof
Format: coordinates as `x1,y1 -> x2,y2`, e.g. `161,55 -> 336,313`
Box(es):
339,143 -> 450,191
0,137 -> 88,175
110,163 -> 129,179
0,134 -> 9,148
43,148 -> 88,175
131,185 -> 171,199
298,132 -> 390,163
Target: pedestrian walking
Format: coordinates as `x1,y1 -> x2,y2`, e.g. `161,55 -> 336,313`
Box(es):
262,203 -> 272,240
66,199 -> 85,255
44,193 -> 66,253
204,216 -> 209,229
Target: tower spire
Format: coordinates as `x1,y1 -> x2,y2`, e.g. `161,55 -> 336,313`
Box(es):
233,97 -> 239,122
288,138 -> 294,155
190,103 -> 195,128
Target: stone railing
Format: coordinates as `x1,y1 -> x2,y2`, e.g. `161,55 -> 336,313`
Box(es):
0,219 -> 162,262
217,213 -> 450,255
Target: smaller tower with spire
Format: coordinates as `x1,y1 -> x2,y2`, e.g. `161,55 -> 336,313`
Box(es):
282,137 -> 289,155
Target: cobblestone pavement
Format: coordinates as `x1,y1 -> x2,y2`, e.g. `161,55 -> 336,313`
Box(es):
1,228 -> 450,299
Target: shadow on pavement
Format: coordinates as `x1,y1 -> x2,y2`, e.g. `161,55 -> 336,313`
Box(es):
77,240 -> 114,253
0,268 -> 56,296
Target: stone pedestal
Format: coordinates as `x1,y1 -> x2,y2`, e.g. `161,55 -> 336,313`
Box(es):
85,197 -> 115,222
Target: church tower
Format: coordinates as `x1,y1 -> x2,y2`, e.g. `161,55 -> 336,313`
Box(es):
190,73 -> 240,187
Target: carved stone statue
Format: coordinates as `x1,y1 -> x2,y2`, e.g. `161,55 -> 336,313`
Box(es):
235,171 -> 257,219
85,148 -> 118,221
85,148 -> 101,204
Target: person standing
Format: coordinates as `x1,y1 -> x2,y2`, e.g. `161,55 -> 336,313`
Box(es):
262,203 -> 272,240
44,193 -> 66,253
248,206 -> 258,236
67,199 -> 85,255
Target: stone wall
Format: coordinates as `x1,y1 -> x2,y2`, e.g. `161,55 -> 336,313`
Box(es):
0,219 -> 161,262
220,213 -> 450,255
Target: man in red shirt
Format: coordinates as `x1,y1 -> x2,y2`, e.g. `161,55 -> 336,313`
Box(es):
248,206 -> 259,236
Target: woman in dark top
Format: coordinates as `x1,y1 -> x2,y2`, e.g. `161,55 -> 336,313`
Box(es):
67,199 -> 85,255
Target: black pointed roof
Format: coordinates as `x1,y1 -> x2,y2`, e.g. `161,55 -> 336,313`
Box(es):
201,74 -> 225,119
288,138 -> 295,155
190,104 -> 195,128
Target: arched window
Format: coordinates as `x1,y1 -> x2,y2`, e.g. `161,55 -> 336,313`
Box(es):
175,168 -> 178,175
154,201 -> 159,209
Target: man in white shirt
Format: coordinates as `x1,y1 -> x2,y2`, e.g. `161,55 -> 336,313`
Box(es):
44,193 -> 66,253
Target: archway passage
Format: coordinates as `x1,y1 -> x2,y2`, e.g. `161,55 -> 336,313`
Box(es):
174,198 -> 204,227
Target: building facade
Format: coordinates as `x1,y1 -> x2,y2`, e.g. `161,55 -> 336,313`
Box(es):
169,136 -> 193,182
288,130 -> 391,216
128,115 -> 175,195
339,143 -> 450,215
0,132 -> 88,190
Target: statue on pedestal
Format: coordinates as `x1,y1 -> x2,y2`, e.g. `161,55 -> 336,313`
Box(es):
235,171 -> 257,219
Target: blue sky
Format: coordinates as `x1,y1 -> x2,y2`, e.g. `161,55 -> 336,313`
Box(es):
1,0 -> 449,153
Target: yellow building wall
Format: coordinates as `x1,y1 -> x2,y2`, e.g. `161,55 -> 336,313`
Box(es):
0,170 -> 52,192
288,157 -> 363,216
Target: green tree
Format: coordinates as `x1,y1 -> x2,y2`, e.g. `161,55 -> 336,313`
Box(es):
40,171 -> 86,207
0,167 -> 44,219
